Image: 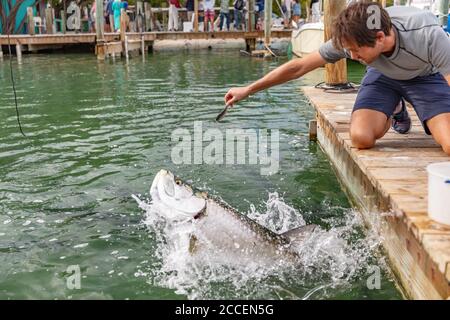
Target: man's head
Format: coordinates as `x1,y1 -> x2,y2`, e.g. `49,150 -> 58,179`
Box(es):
333,1 -> 393,64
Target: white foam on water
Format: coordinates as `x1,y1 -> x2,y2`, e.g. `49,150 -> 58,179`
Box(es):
247,192 -> 306,233
134,192 -> 382,300
73,243 -> 89,249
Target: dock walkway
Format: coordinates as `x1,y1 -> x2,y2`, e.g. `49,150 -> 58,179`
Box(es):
303,87 -> 450,299
0,30 -> 291,59
0,30 -> 291,49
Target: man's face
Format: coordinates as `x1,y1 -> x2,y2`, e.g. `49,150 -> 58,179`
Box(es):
341,36 -> 384,65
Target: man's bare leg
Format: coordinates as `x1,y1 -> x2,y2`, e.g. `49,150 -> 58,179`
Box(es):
350,109 -> 391,149
426,112 -> 450,156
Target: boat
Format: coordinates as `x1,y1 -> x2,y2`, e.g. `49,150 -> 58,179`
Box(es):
290,21 -> 324,58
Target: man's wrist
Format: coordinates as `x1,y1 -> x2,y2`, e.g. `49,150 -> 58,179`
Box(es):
246,85 -> 255,96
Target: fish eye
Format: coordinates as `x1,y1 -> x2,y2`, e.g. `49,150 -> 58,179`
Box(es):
175,179 -> 182,186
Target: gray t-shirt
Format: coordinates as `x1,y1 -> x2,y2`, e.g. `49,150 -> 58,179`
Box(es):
220,0 -> 230,13
318,6 -> 450,80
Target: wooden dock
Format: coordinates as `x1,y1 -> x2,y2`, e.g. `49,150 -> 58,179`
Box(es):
303,87 -> 450,299
0,31 -> 292,45
0,31 -> 291,58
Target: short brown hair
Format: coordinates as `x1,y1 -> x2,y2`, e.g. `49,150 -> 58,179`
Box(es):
332,1 -> 392,50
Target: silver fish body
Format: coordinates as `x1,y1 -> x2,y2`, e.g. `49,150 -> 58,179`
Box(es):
150,169 -> 316,264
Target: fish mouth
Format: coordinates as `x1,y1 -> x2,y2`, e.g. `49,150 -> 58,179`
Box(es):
150,169 -> 206,219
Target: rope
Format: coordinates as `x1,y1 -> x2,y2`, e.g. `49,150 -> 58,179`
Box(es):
264,43 -> 278,58
314,81 -> 360,93
5,17 -> 26,137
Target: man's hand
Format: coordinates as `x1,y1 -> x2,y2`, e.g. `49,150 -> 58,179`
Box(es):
224,86 -> 251,107
223,51 -> 327,108
445,74 -> 450,86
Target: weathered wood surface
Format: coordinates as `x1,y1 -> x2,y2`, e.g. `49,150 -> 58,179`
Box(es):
27,7 -> 34,36
323,0 -> 348,85
302,86 -> 450,300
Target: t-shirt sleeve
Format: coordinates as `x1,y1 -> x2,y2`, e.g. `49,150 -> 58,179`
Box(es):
428,27 -> 450,76
318,40 -> 349,63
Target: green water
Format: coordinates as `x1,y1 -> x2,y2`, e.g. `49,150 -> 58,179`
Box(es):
0,51 -> 401,299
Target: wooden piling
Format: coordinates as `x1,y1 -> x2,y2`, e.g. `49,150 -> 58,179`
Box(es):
144,2 -> 152,31
161,3 -> 167,31
264,0 -> 272,46
194,0 -> 199,32
124,35 -> 129,62
121,9 -> 128,59
309,119 -> 317,141
248,0 -> 254,32
15,44 -> 22,62
95,0 -> 106,60
136,1 -> 144,32
95,0 -> 104,41
323,0 -> 347,86
61,10 -> 66,34
141,35 -> 145,60
110,13 -> 115,32
120,9 -> 127,41
246,38 -> 256,52
27,7 -> 35,35
45,8 -> 54,34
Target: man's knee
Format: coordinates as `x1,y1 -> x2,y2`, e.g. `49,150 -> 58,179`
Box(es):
350,128 -> 376,149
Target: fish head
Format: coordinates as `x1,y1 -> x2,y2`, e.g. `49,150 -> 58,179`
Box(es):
150,169 -> 206,220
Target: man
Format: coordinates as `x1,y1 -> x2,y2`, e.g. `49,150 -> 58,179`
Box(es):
310,0 -> 320,22
224,2 -> 450,156
292,0 -> 301,25
186,0 -> 195,22
256,0 -> 265,30
105,0 -> 115,32
233,0 -> 245,30
204,0 -> 216,32
283,0 -> 292,28
219,0 -> 230,31
168,0 -> 181,31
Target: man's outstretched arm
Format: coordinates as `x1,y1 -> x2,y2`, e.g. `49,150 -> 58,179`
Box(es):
224,51 -> 327,106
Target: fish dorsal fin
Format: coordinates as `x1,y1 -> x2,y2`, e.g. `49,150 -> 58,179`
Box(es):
281,224 -> 318,243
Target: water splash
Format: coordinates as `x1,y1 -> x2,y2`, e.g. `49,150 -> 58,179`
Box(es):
247,192 -> 306,233
134,192 -> 383,300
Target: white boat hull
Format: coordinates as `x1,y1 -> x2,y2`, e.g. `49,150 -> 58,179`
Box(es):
291,22 -> 324,58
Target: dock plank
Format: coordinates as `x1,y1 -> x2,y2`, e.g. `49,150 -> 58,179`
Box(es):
303,86 -> 450,299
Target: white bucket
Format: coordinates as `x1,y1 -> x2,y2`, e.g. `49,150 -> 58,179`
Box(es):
427,162 -> 450,226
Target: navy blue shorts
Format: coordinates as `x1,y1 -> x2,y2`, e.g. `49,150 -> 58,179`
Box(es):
354,68 -> 450,135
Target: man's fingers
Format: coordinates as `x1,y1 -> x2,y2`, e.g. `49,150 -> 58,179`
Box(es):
226,97 -> 236,106
224,92 -> 232,104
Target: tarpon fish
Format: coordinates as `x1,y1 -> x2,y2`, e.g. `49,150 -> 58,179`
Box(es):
149,169 -> 317,264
